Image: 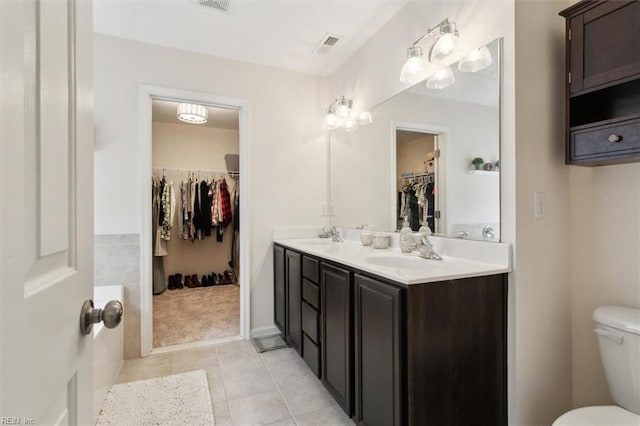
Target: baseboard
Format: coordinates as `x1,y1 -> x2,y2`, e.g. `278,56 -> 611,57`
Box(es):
250,325 -> 280,338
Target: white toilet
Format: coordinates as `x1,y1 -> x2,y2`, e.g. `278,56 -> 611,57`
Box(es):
554,305 -> 640,426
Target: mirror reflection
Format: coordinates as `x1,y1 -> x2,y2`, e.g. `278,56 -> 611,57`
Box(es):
330,38 -> 501,241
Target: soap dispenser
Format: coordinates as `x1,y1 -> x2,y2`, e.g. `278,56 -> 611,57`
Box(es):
399,217 -> 414,253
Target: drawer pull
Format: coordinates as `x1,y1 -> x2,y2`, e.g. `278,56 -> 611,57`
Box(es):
608,134 -> 621,143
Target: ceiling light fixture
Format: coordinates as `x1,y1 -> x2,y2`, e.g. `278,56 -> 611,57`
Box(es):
323,96 -> 372,132
426,66 -> 455,90
177,103 -> 208,124
458,45 -> 493,72
399,18 -> 460,83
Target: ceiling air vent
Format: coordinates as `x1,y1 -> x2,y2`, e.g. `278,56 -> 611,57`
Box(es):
198,0 -> 230,11
314,33 -> 341,55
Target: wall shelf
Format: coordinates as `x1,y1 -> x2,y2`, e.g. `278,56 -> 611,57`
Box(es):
468,170 -> 499,175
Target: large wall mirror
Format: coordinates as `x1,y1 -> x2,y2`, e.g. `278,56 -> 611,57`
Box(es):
330,38 -> 501,241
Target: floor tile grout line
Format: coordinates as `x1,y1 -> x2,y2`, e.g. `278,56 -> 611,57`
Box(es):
214,345 -> 235,426
260,350 -> 300,426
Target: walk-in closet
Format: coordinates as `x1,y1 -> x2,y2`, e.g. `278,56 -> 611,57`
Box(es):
151,99 -> 241,349
396,130 -> 437,232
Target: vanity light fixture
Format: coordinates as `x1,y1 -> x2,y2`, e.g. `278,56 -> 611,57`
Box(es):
458,45 -> 493,72
323,96 -> 372,132
177,103 -> 208,124
399,18 -> 459,83
426,66 -> 455,90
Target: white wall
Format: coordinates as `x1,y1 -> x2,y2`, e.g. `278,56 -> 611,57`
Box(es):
513,1 -> 573,422
152,122 -> 239,278
570,163 -> 640,407
94,34 -> 327,356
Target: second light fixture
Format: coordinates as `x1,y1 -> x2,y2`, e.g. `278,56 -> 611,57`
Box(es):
323,96 -> 372,132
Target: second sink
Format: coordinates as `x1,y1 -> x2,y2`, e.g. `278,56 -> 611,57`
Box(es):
365,255 -> 430,269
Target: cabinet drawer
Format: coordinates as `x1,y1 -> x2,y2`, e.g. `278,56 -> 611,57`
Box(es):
572,119 -> 640,162
302,301 -> 319,344
302,256 -> 319,283
302,279 -> 320,310
302,333 -> 321,378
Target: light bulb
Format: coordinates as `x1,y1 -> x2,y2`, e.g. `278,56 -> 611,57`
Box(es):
458,46 -> 492,72
344,118 -> 358,132
429,33 -> 459,63
426,67 -> 455,90
322,111 -> 341,131
336,104 -> 351,118
400,47 -> 427,84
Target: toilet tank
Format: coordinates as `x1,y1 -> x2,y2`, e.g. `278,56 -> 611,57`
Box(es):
593,306 -> 640,415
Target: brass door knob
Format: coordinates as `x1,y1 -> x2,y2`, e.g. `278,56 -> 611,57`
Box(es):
608,134 -> 621,143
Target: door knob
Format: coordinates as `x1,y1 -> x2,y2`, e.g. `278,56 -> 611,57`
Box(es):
80,299 -> 123,335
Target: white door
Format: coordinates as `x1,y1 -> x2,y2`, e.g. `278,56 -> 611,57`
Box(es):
1,0 -> 95,423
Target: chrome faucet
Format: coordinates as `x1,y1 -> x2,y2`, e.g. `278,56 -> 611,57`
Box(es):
418,233 -> 443,261
319,225 -> 342,242
328,226 -> 343,242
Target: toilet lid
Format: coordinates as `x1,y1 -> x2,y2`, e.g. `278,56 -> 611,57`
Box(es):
553,406 -> 640,426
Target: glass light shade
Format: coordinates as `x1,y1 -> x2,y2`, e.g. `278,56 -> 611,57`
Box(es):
356,111 -> 372,125
400,47 -> 427,84
426,67 -> 455,89
336,104 -> 351,118
177,103 -> 208,124
343,118 -> 358,132
429,33 -> 459,63
458,46 -> 493,72
322,112 -> 342,131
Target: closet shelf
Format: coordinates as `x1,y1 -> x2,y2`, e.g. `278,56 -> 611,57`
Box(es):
153,167 -> 239,177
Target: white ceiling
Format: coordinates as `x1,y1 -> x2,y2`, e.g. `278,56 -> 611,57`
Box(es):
93,0 -> 408,76
152,99 -> 239,129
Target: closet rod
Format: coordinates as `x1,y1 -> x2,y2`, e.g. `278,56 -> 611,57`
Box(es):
153,167 -> 239,176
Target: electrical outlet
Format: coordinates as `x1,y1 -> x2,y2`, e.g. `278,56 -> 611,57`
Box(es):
534,192 -> 546,219
329,204 -> 335,216
320,203 -> 328,216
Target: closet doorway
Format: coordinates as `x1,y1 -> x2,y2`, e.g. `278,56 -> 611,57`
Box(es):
139,86 -> 250,356
393,123 -> 447,234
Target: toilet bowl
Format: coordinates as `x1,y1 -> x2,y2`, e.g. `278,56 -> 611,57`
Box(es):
553,306 -> 640,426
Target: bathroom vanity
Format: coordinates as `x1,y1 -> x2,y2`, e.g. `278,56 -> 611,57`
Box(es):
273,234 -> 510,426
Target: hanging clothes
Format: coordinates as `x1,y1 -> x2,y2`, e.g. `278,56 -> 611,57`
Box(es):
152,177 -> 167,294
229,176 -> 240,275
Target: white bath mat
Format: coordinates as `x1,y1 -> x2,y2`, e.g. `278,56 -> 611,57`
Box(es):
96,370 -> 214,425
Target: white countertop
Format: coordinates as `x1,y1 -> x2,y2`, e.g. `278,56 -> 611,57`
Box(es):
273,230 -> 511,285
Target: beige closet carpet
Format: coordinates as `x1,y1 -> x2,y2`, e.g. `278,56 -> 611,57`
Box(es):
153,285 -> 239,348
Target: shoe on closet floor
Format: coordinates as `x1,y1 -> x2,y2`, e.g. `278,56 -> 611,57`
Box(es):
206,274 -> 214,286
202,275 -> 208,286
191,274 -> 201,287
184,275 -> 196,288
173,273 -> 183,289
167,275 -> 176,290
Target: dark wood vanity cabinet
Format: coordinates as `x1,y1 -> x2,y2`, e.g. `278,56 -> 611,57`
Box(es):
285,249 -> 302,353
273,245 -> 286,334
354,274 -> 403,426
273,244 -> 508,425
321,263 -> 354,415
560,0 -> 640,165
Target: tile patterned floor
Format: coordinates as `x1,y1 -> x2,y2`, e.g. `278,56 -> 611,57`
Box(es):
153,285 -> 240,348
115,340 -> 354,426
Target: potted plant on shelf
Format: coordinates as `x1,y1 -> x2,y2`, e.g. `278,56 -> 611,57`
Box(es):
471,157 -> 484,170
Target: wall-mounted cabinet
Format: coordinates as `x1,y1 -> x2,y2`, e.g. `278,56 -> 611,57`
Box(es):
560,0 -> 640,166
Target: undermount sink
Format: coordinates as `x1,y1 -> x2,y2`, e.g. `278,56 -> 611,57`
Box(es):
365,255 -> 429,269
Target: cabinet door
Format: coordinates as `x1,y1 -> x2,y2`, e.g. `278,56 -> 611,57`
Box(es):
354,275 -> 403,426
286,250 -> 302,353
321,263 -> 353,415
570,1 -> 640,93
273,245 -> 286,335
